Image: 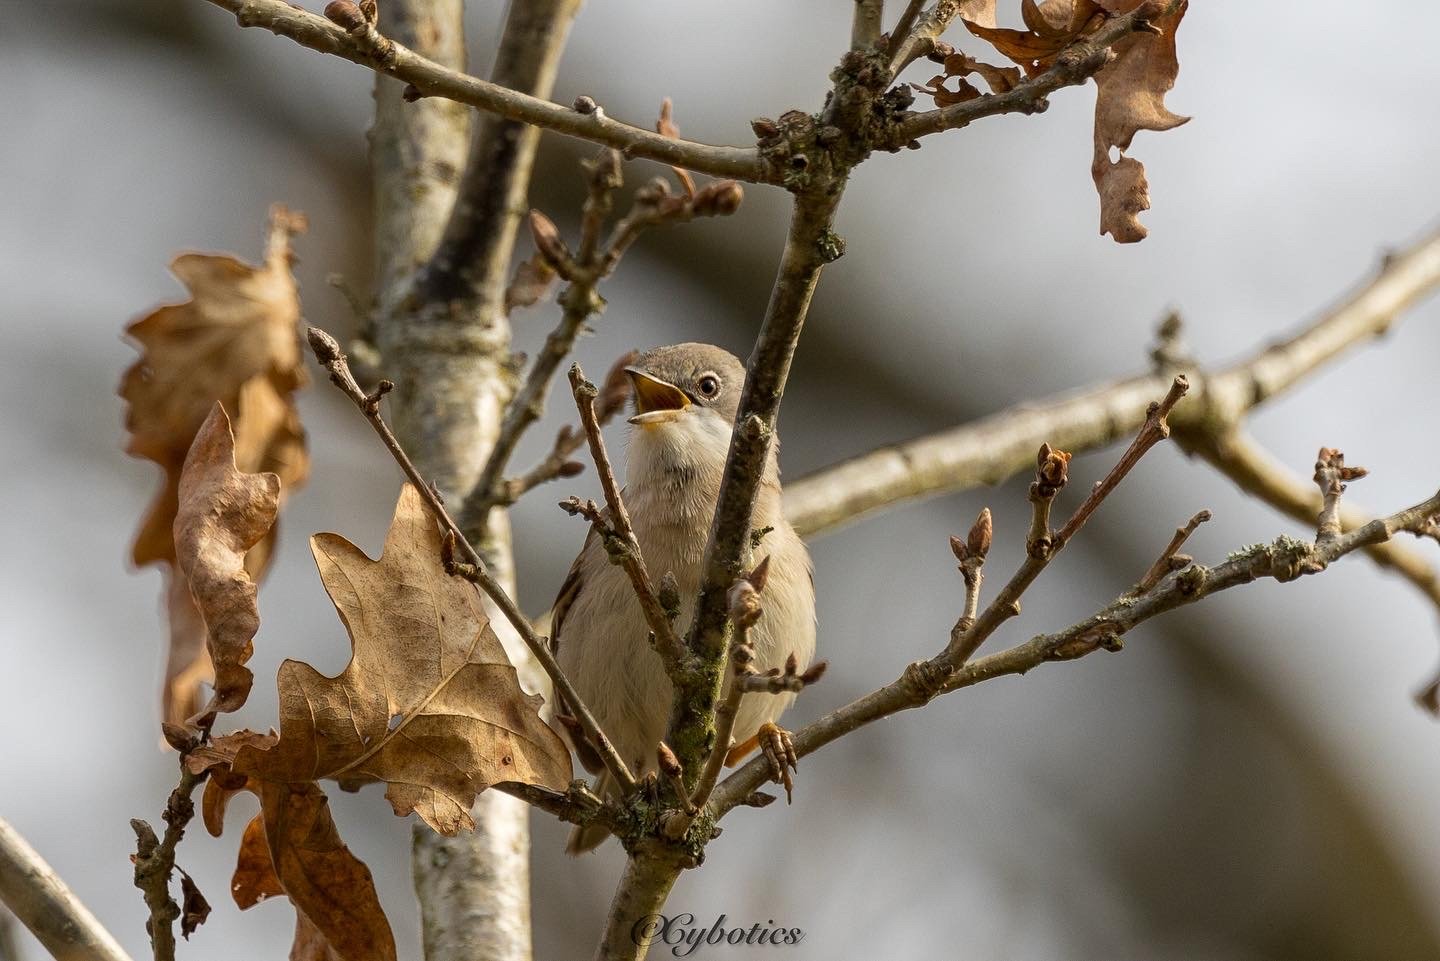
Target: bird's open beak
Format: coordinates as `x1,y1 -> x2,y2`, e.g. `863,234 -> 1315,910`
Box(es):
626,368 -> 690,425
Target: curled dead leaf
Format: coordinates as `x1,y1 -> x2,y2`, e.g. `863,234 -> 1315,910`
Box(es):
174,405 -> 280,722
963,0 -> 1102,76
912,50 -> 1022,105
122,205 -> 309,726
232,484 -> 572,835
960,0 -> 1189,242
1092,0 -> 1189,242
191,732 -> 392,961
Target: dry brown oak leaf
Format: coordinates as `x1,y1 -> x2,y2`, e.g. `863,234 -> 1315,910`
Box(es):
231,483 -> 573,836
192,731 -> 392,961
121,204 -> 309,726
963,0 -> 1189,243
174,404 -> 279,723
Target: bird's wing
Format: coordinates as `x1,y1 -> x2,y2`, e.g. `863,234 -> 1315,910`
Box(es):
549,527 -> 605,776
549,525 -> 597,658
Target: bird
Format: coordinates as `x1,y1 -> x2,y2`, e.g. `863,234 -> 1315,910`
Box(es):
551,343 -> 817,854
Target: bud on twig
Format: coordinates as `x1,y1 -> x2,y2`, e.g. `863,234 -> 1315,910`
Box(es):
527,210 -> 573,274
657,742 -> 683,779
967,508 -> 992,559
949,534 -> 968,563
800,661 -> 828,685
691,180 -> 744,217
324,0 -> 365,31
727,560 -> 767,628
1035,443 -> 1072,496
1314,447 -> 1368,493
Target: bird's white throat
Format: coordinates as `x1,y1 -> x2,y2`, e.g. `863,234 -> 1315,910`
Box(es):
625,410 -> 732,509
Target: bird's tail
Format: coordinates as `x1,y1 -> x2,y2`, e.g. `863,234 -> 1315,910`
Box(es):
566,770 -> 615,855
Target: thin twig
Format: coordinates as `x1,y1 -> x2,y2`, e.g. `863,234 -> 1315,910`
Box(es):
852,0 -> 885,50
1134,509 -> 1211,593
690,565 -> 766,811
944,376 -> 1188,664
202,0 -> 769,183
493,781 -> 618,830
710,483 -> 1440,817
497,355 -> 638,507
1313,447 -> 1368,546
1178,429 -> 1440,611
566,365 -> 688,674
1058,377 -> 1190,546
130,751 -> 208,961
887,0 -> 965,78
885,0 -> 927,65
948,508 -> 991,641
459,210 -> 613,536
656,745 -> 696,816
459,158 -> 743,535
306,327 -> 638,794
0,818 -> 134,961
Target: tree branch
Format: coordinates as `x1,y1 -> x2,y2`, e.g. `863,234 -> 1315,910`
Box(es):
412,0 -> 582,307
199,0 -> 769,184
947,376 -> 1188,666
1178,429 -> 1440,610
710,480 -> 1440,817
593,849 -> 685,961
668,188 -> 845,769
852,0 -> 885,50
497,355 -> 637,509
784,225 -> 1440,537
0,818 -> 134,961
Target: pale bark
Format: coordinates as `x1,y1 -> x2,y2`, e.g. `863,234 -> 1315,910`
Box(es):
783,225 -> 1440,538
0,817 -> 133,961
367,1 -> 582,958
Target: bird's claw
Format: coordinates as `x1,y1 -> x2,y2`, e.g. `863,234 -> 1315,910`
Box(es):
757,721 -> 798,803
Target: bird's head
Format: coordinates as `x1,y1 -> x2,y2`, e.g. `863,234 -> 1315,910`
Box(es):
624,342 -> 748,481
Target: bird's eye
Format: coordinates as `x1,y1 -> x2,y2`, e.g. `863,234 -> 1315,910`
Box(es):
696,373 -> 721,398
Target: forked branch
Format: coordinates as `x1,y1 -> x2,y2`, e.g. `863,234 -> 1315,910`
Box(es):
711,468 -> 1440,817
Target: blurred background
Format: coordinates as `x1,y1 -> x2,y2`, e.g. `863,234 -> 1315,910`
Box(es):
5,1 -> 1440,958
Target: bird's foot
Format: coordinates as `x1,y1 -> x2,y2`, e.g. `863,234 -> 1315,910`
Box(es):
757,721 -> 798,803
